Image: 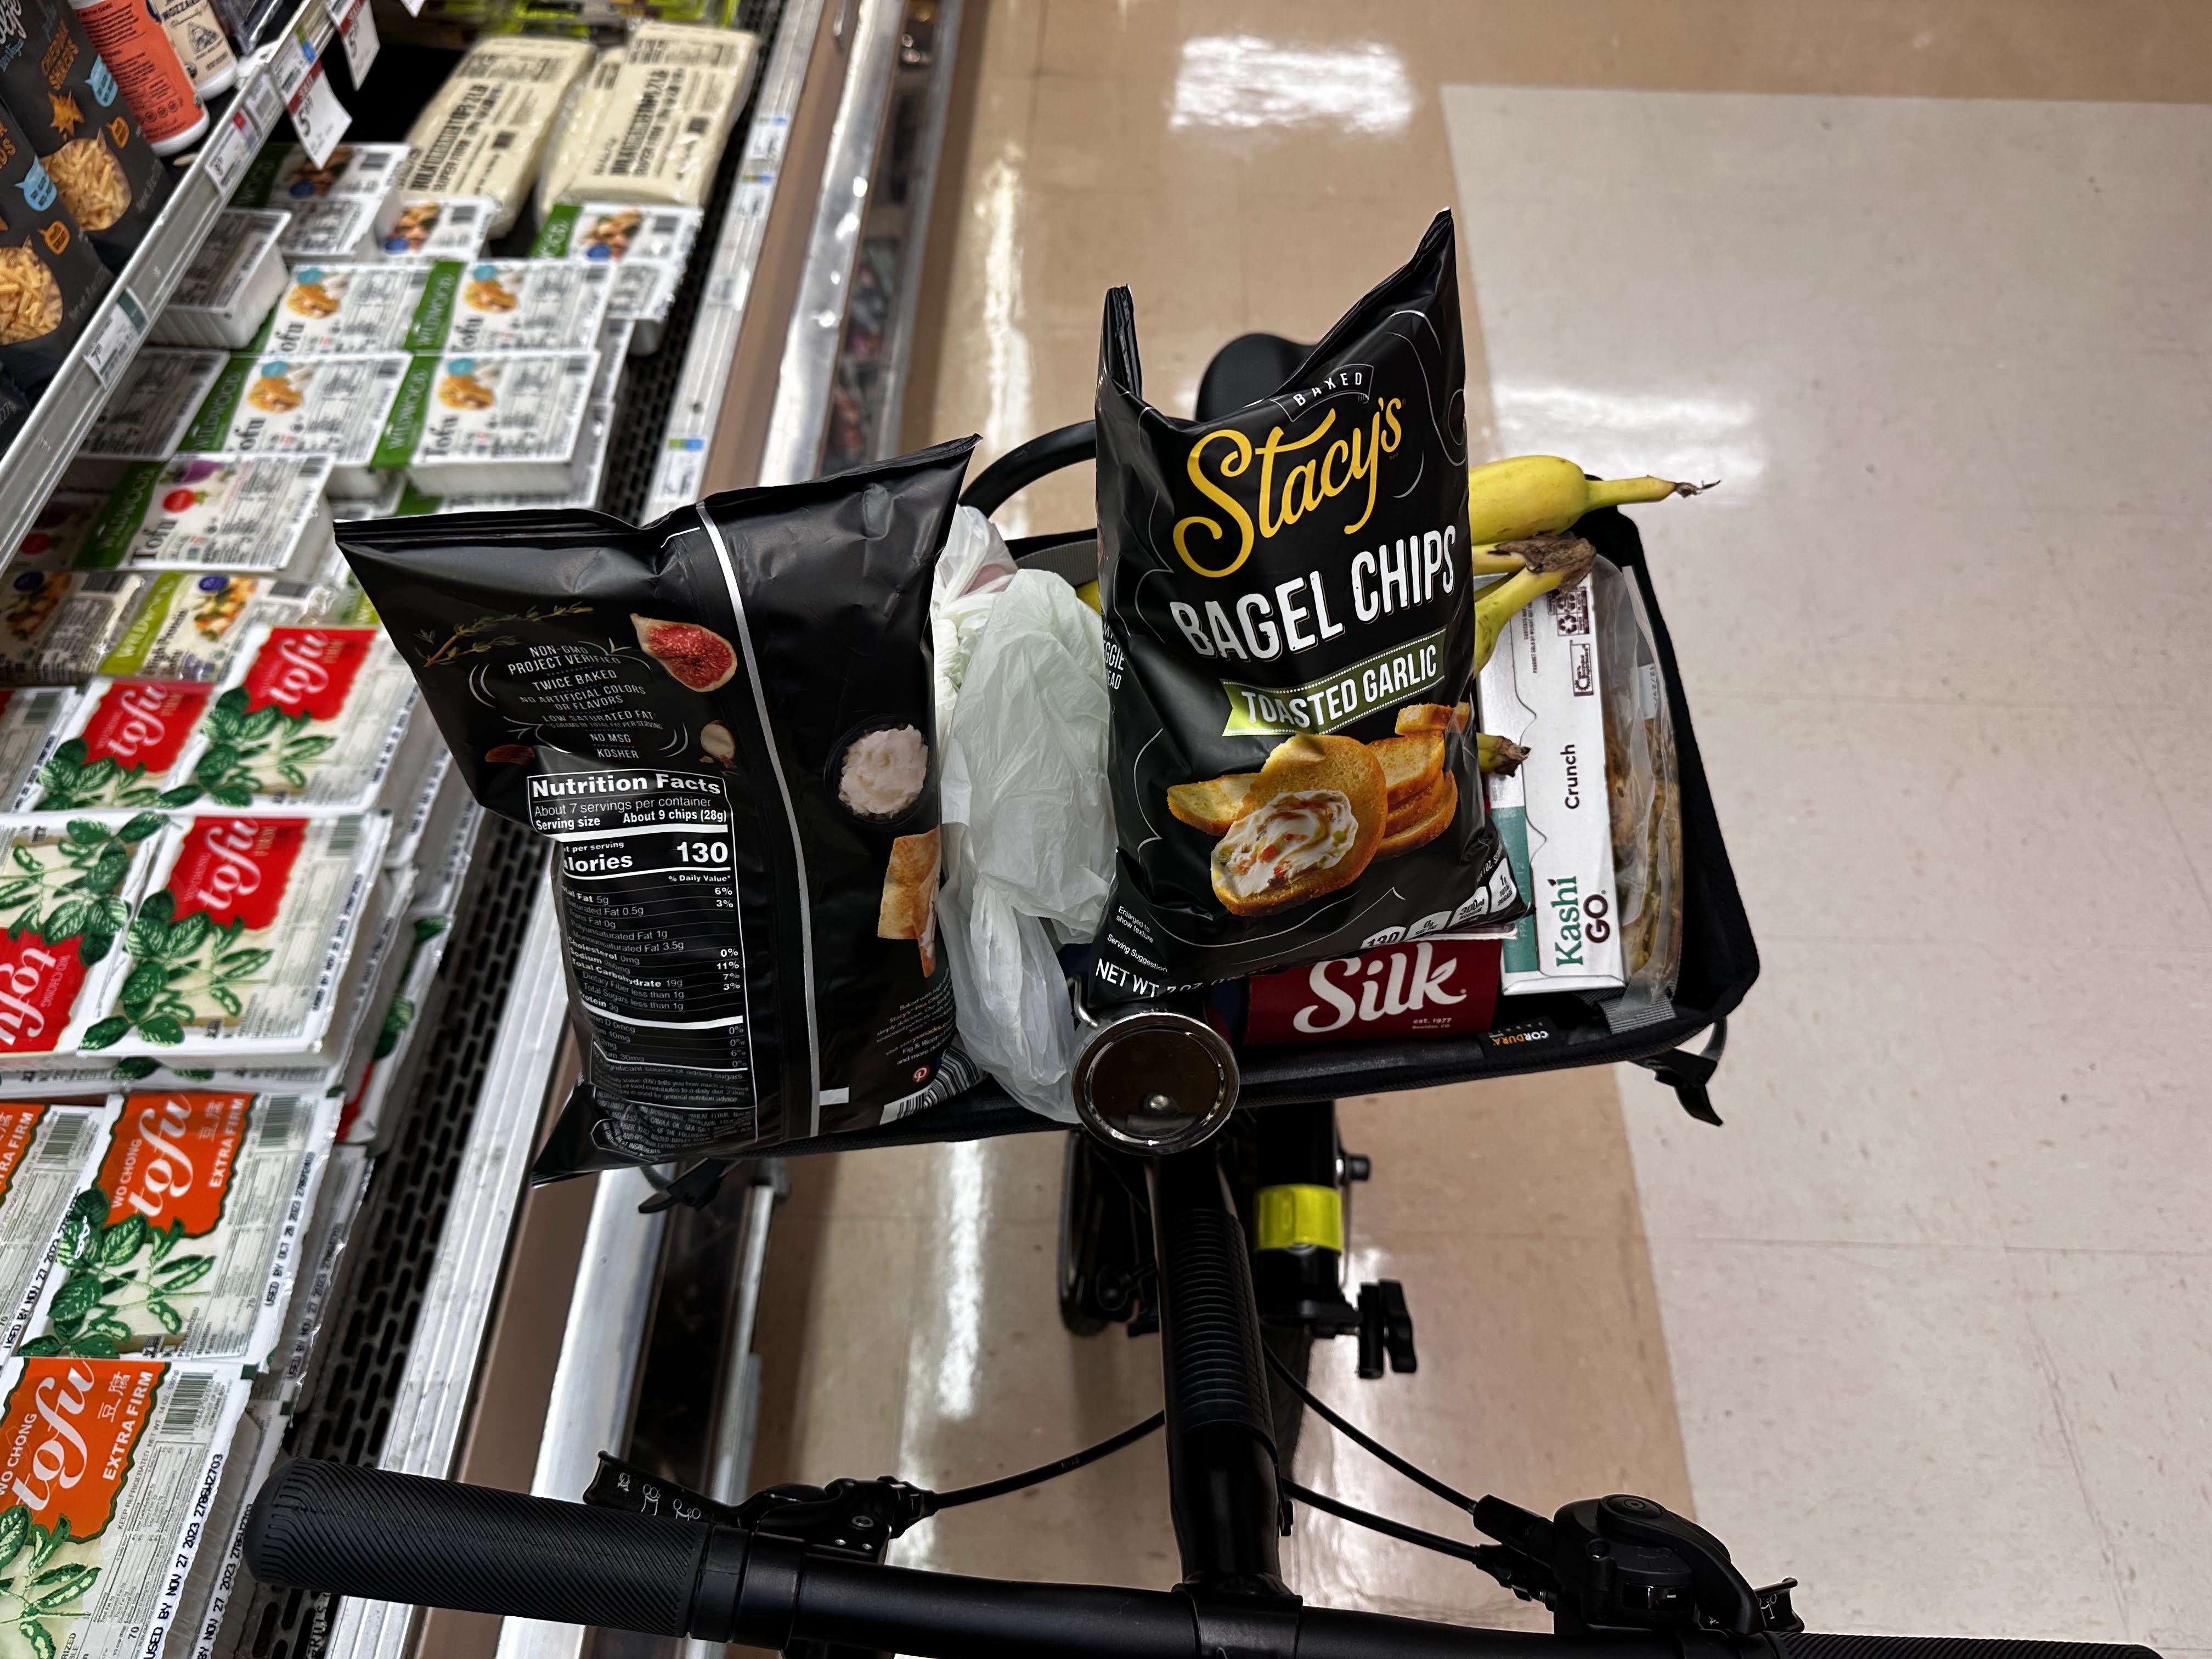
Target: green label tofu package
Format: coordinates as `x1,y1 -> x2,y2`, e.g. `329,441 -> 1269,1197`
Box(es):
1090,211 -> 1522,1000
337,438 -> 981,1177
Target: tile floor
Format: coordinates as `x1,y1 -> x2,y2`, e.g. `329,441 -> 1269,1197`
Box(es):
1448,86 -> 2212,1645
743,5 -> 2212,1652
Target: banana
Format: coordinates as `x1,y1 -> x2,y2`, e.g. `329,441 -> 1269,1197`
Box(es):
1465,455 -> 1712,547
1475,733 -> 1528,776
1473,535 -> 1596,672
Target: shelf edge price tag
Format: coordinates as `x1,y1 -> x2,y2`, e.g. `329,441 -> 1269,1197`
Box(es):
325,0 -> 378,83
202,105 -> 256,193
287,57 -> 352,168
241,61 -> 283,138
83,289 -> 149,387
272,27 -> 316,101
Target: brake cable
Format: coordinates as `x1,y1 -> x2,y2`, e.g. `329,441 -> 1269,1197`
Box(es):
932,1412 -> 1164,1509
1262,1345 -> 1478,1517
1278,1479 -> 1491,1566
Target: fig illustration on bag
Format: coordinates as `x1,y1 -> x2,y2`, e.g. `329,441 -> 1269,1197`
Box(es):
1090,211 -> 1523,1000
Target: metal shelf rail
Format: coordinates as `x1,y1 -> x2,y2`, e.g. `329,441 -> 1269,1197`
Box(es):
639,0 -> 832,519
0,2 -> 347,572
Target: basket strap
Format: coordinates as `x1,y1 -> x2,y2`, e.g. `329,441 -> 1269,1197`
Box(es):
1632,1019 -> 1729,1126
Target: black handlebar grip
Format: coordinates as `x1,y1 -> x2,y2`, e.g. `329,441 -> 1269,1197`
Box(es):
244,1460 -> 710,1637
1774,1638 -> 2164,1659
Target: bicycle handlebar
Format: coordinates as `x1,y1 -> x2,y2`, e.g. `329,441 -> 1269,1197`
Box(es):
241,1462 -> 2163,1659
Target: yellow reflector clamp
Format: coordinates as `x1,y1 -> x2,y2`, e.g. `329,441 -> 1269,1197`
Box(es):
1254,1183 -> 1343,1253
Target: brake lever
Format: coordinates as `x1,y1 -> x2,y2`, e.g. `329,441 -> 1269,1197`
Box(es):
733,1477 -> 938,1560
584,1453 -> 939,1564
1469,1489 -> 1798,1637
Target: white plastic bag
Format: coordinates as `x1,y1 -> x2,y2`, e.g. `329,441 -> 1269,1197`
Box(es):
936,566 -> 1113,1122
929,505 -> 1018,747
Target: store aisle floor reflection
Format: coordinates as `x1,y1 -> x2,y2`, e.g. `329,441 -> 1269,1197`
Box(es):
747,0 -> 2212,1646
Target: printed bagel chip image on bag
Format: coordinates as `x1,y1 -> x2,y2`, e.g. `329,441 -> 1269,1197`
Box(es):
337,438 -> 981,1176
1091,211 -> 1523,1000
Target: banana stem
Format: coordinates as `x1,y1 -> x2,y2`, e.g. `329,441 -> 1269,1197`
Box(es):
1468,541 -> 1524,575
1584,476 -> 1717,510
1473,567 -> 1558,673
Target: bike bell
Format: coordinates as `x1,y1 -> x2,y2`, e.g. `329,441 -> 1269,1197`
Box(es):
1068,991 -> 1240,1154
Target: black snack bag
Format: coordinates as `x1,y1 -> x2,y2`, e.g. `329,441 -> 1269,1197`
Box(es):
0,0 -> 172,270
0,367 -> 26,445
0,94 -> 110,388
339,438 -> 981,1178
1091,211 -> 1522,1001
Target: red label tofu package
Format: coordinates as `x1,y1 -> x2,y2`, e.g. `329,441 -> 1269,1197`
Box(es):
0,814 -> 163,1056
336,438 -> 980,1176
1089,211 -> 1523,1001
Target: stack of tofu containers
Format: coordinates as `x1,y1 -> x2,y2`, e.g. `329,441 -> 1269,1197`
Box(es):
0,20 -> 763,1658
0,14 -> 764,1130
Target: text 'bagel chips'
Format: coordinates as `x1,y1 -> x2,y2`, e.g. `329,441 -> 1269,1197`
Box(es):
1091,211 -> 1524,997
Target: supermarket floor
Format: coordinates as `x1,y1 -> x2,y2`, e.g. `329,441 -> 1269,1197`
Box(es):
746,3 -> 2212,1649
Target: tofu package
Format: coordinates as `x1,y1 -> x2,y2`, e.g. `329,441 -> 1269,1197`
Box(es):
268,257 -> 612,357
176,353 -> 413,495
94,569 -> 318,683
1088,211 -> 1522,1001
337,437 -> 981,1174
75,454 -> 335,574
400,36 -> 595,236
1477,577 -> 1624,996
552,23 -> 758,211
74,811 -> 392,1057
532,200 -> 703,354
0,570 -> 145,684
0,814 -> 166,1059
151,211 -> 289,349
12,494 -> 105,569
0,1354 -> 246,1659
533,46 -> 627,219
18,1090 -> 337,1362
78,347 -> 230,461
261,262 -> 436,357
230,142 -> 409,259
0,1096 -> 117,1351
0,687 -> 76,803
377,195 -> 496,260
19,624 -> 424,814
373,349 -> 600,496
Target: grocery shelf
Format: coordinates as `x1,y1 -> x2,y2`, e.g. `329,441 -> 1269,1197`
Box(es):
0,4 -> 339,573
637,0 -> 831,518
183,3 -> 967,1654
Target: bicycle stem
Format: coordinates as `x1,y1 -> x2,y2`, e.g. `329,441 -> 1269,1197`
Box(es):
1146,1148 -> 1290,1599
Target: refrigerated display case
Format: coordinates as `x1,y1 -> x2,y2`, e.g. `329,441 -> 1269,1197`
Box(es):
0,0 -> 963,1654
